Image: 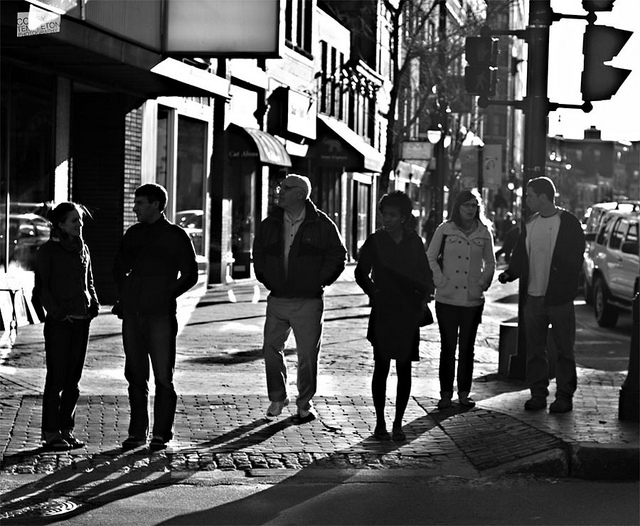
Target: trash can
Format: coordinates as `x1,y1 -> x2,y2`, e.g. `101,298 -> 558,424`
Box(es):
498,317 -> 557,379
498,318 -> 518,376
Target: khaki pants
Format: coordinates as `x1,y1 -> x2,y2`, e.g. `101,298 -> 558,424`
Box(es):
262,296 -> 324,413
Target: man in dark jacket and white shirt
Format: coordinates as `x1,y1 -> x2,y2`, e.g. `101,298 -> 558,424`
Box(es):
253,174 -> 347,424
499,177 -> 585,413
114,183 -> 198,451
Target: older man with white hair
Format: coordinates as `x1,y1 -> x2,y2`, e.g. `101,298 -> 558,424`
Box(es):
253,174 -> 347,424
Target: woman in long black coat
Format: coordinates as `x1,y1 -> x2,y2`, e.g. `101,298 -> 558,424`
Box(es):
355,191 -> 432,441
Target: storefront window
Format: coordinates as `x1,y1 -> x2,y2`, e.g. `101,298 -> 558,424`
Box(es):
176,116 -> 206,255
156,107 -> 169,189
156,109 -> 208,257
0,66 -> 54,275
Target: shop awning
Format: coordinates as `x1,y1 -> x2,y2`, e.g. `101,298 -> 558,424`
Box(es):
228,124 -> 292,167
317,115 -> 384,172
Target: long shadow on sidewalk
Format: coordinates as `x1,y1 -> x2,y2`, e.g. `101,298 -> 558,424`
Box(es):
1,448 -> 172,524
0,407 -> 444,524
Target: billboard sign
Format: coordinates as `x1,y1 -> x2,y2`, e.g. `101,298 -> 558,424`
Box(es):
25,0 -> 283,57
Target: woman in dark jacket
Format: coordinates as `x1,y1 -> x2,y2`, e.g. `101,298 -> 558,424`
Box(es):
35,202 -> 99,450
355,191 -> 431,441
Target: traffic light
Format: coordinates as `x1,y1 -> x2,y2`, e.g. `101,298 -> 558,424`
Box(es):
464,36 -> 498,97
582,0 -> 616,11
581,24 -> 632,101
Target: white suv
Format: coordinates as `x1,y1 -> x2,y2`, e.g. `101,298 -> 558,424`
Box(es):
582,201 -> 640,303
583,206 -> 640,327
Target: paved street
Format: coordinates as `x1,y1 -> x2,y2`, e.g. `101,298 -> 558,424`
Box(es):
1,264 -> 638,522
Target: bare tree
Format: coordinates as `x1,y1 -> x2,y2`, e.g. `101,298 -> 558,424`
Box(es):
321,0 -> 516,199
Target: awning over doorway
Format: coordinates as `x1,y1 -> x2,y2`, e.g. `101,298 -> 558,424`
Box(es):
228,124 -> 292,167
317,115 -> 384,172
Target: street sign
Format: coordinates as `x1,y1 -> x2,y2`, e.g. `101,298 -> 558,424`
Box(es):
483,144 -> 502,190
401,141 -> 433,160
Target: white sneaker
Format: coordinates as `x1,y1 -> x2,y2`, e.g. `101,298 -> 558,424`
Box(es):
266,397 -> 289,417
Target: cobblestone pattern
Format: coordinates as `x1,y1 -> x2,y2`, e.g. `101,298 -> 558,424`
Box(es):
1,393 -> 567,476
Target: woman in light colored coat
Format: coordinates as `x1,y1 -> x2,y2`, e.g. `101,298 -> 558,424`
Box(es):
426,190 -> 495,409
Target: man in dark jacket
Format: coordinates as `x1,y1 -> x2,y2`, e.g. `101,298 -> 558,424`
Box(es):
253,174 -> 346,424
499,177 -> 585,413
113,183 -> 198,451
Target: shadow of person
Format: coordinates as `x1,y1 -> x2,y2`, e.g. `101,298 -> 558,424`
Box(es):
0,447 -> 170,524
155,413 -> 443,526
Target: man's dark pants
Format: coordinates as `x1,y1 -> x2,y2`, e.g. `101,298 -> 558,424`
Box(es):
523,295 -> 577,400
123,313 -> 178,441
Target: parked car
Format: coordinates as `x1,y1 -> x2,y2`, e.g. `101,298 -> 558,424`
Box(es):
0,213 -> 51,270
176,209 -> 203,255
582,200 -> 640,304
582,206 -> 640,327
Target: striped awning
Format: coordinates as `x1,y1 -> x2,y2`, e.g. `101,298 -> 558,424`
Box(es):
228,125 -> 292,167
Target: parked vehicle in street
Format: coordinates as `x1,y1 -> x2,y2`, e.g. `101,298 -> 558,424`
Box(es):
582,205 -> 639,327
176,209 -> 203,255
582,200 -> 640,304
0,212 -> 51,270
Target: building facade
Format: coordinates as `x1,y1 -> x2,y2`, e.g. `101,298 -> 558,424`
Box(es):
1,0 -> 391,327
0,0 -> 232,324
547,128 -> 640,218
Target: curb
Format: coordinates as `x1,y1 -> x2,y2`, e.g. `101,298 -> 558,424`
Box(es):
482,448 -> 569,478
570,442 -> 640,480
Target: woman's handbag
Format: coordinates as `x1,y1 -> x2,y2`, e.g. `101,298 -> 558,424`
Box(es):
111,300 -> 123,319
419,298 -> 434,326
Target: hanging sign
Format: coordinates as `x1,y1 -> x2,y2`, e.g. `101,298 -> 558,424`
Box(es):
17,6 -> 61,37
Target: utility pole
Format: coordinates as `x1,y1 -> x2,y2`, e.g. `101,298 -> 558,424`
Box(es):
464,0 -> 633,382
432,0 -> 448,226
507,0 -> 553,380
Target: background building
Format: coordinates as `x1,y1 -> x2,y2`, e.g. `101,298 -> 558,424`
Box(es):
547,127 -> 640,218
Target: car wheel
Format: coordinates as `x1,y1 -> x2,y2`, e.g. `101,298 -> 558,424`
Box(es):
594,277 -> 618,328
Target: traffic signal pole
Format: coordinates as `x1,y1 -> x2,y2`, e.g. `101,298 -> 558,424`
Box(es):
507,0 -> 553,380
467,0 -> 633,381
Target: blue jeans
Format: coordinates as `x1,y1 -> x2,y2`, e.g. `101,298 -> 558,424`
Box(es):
435,302 -> 484,393
524,295 -> 577,400
123,313 -> 178,441
42,318 -> 90,439
262,296 -> 323,413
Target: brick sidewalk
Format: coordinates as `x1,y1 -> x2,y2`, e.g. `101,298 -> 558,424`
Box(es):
1,267 -> 638,481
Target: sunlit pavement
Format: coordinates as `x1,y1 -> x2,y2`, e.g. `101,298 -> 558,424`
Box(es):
1,264 -> 638,492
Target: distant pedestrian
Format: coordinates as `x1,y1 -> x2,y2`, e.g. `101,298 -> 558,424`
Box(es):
495,223 -> 519,264
423,209 -> 437,246
355,191 -> 432,441
253,174 -> 346,424
35,202 -> 100,450
427,190 -> 496,410
498,177 -> 585,413
113,183 -> 198,451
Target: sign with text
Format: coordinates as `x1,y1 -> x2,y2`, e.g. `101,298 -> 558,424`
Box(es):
401,141 -> 433,160
17,8 -> 61,37
460,146 -> 480,189
482,144 -> 502,190
286,89 -> 316,140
